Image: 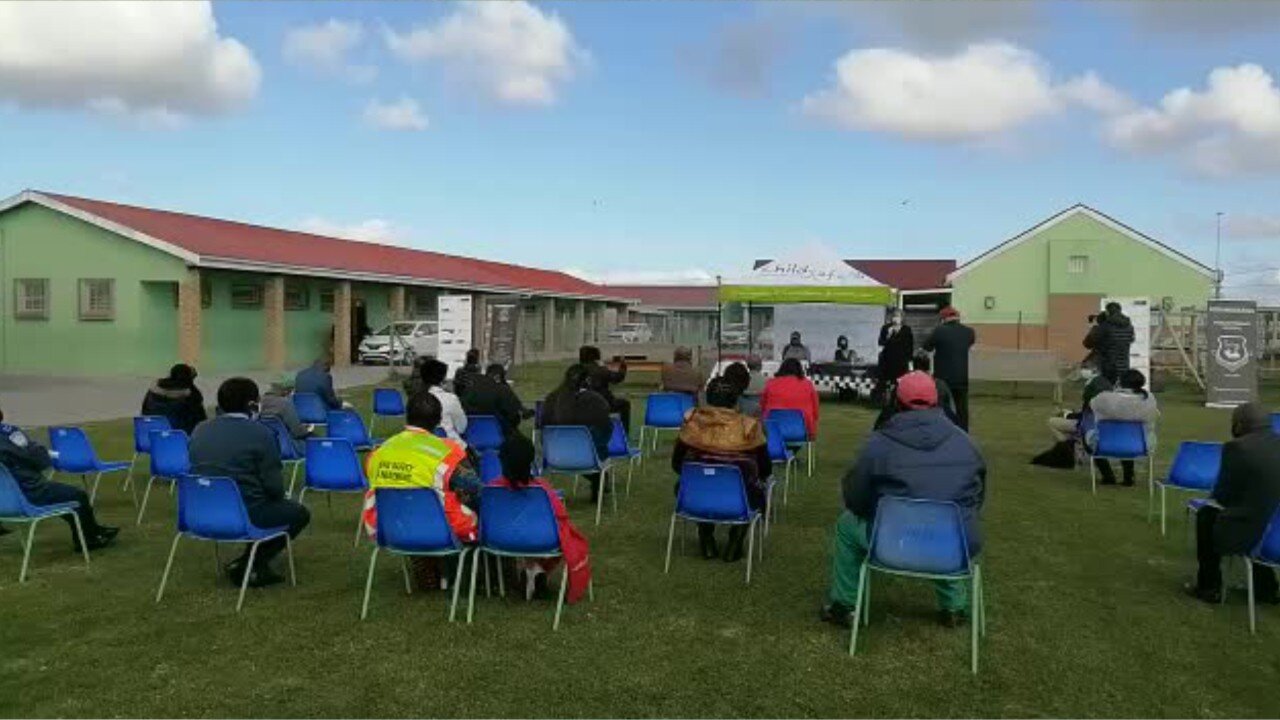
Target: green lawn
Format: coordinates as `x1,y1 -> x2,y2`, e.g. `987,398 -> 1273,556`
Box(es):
2,366 -> 1279,718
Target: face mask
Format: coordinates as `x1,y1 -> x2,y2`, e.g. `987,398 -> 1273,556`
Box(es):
891,316 -> 902,326
247,401 -> 261,420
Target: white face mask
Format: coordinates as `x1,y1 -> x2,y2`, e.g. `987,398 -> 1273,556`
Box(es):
891,316 -> 902,326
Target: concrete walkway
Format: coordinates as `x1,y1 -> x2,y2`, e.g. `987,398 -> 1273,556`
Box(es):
0,366 -> 394,427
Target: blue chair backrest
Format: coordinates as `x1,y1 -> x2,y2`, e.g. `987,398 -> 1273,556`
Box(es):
465,415 -> 505,452
305,438 -> 367,491
540,426 -> 601,473
1166,441 -> 1222,491
869,496 -> 970,576
1078,410 -> 1097,439
763,419 -> 789,462
765,409 -> 808,443
1094,420 -> 1148,458
292,392 -> 328,424
0,466 -> 37,517
1255,508 -> 1280,563
176,476 -> 253,540
148,430 -> 190,478
479,485 -> 560,554
133,416 -> 171,453
1272,413 -> 1280,436
478,449 -> 503,484
48,426 -> 97,473
327,410 -> 373,446
645,393 -> 692,429
373,388 -> 406,417
259,416 -> 302,461
607,416 -> 631,456
373,488 -> 459,552
675,462 -> 751,522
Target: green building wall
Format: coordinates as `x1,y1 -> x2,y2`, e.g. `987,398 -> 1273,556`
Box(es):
0,203 -> 187,375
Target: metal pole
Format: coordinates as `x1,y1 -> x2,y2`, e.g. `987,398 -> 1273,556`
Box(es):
747,301 -> 754,357
715,275 -> 723,368
1215,211 -> 1224,299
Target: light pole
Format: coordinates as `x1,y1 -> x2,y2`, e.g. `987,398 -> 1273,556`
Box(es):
1215,211 -> 1224,299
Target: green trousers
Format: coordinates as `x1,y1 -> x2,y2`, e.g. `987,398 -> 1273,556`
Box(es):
827,510 -> 968,613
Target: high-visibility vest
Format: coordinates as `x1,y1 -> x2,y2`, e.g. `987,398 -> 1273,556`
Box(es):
365,428 -> 466,491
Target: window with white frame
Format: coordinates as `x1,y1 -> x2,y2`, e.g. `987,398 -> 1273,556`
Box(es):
1067,255 -> 1089,274
285,283 -> 310,311
230,283 -> 264,309
14,279 -> 49,320
78,279 -> 115,320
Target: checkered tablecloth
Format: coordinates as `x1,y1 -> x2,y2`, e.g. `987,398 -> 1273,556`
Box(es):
809,367 -> 876,399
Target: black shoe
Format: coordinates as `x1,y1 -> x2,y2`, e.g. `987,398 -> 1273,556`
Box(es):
74,526 -> 119,552
1184,582 -> 1222,604
246,565 -> 285,588
722,526 -> 746,563
1121,478 -> 1136,487
820,603 -> 853,628
938,610 -> 967,628
1098,477 -> 1118,486
697,527 -> 719,560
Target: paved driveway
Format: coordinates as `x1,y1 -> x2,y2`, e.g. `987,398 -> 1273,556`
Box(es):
0,366 -> 395,427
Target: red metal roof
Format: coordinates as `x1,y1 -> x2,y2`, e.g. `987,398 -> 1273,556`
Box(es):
37,192 -> 620,300
845,259 -> 956,291
606,285 -> 718,310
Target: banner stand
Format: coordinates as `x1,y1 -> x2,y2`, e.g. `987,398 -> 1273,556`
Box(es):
1205,299 -> 1259,408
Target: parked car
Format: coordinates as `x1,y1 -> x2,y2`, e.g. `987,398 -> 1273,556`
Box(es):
721,323 -> 749,345
607,322 -> 653,343
358,320 -> 439,365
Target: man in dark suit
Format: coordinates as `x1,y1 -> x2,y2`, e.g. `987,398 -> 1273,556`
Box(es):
923,306 -> 976,432
579,345 -> 631,434
1186,403 -> 1280,604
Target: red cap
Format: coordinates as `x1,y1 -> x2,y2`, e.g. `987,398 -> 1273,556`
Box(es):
939,306 -> 960,319
896,371 -> 939,408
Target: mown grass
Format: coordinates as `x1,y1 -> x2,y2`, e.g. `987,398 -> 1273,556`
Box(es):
1,365 -> 1278,718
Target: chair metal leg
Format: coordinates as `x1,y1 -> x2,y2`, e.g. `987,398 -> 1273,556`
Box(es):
155,533 -> 182,603
69,512 -> 90,567
467,548 -> 483,623
401,556 -> 413,595
626,457 -> 636,496
552,562 -> 569,631
448,549 -> 469,622
88,473 -> 103,505
849,563 -> 869,655
663,513 -> 677,573
136,477 -> 156,525
971,570 -> 980,675
1247,558 -> 1257,634
360,546 -> 380,620
588,578 -> 595,602
496,556 -> 506,598
236,541 -> 261,613
125,453 -> 138,491
1147,457 -> 1155,523
17,520 -> 39,584
297,486 -> 308,505
595,470 -> 606,526
807,442 -> 814,477
610,468 -> 619,515
353,510 -> 365,548
484,551 -> 492,598
1089,457 -> 1097,495
1160,485 -> 1168,537
213,544 -> 222,584
745,519 -> 756,585
284,535 -> 297,586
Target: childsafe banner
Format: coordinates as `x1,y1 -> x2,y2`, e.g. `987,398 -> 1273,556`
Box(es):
1205,299 -> 1258,408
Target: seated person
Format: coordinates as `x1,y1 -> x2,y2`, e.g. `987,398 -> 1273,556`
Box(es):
190,378 -> 310,588
721,362 -> 760,417
403,355 -> 429,399
670,377 -> 771,563
420,359 -> 469,446
760,357 -> 820,440
364,391 -> 475,542
1087,369 -> 1159,487
874,352 -> 957,430
744,356 -> 768,396
1186,403 -> 1280,605
542,364 -> 613,502
461,363 -> 529,434
781,331 -> 811,363
660,347 -> 704,398
295,358 -> 345,411
821,372 -> 986,628
453,348 -> 483,397
141,363 -> 208,434
259,375 -> 312,454
490,432 -> 592,603
1048,366 -> 1112,444
0,404 -> 118,550
580,345 -> 631,434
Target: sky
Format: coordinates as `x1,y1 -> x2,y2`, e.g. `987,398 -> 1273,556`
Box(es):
3,1 -> 1280,299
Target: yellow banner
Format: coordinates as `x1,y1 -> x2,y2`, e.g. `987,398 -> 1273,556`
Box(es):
718,285 -> 893,304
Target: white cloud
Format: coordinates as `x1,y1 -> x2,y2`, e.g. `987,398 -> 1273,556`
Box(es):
384,1 -> 587,106
801,2 -> 1042,50
1224,215 -> 1280,241
283,19 -> 375,83
1104,64 -> 1280,178
683,18 -> 794,99
363,96 -> 429,131
565,268 -> 717,286
801,42 -> 1122,140
298,217 -> 409,245
0,1 -> 260,123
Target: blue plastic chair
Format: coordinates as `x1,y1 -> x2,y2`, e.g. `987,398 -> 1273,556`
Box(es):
0,466 -> 90,583
1271,412 -> 1280,435
764,419 -> 797,507
259,416 -> 305,498
155,476 -> 298,613
136,430 -> 190,525
1156,441 -> 1222,537
128,416 -> 171,490
370,388 -> 405,438
292,392 -> 329,426
1088,420 -> 1154,512
327,409 -> 380,452
765,408 -> 815,477
640,393 -> 694,457
606,416 -> 642,495
48,426 -> 132,506
300,438 -> 369,546
664,463 -> 763,584
540,425 -> 616,526
360,488 -> 471,621
478,450 -> 503,484
1246,507 -> 1280,633
849,497 -> 986,674
465,415 -> 505,453
467,484 -> 590,630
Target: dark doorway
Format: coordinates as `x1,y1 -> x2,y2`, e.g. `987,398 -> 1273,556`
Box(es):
352,298 -> 370,361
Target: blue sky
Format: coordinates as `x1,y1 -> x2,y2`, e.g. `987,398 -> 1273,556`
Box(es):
3,1 -> 1280,296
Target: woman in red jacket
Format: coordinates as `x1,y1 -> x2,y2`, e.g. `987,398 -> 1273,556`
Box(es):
760,357 -> 820,438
